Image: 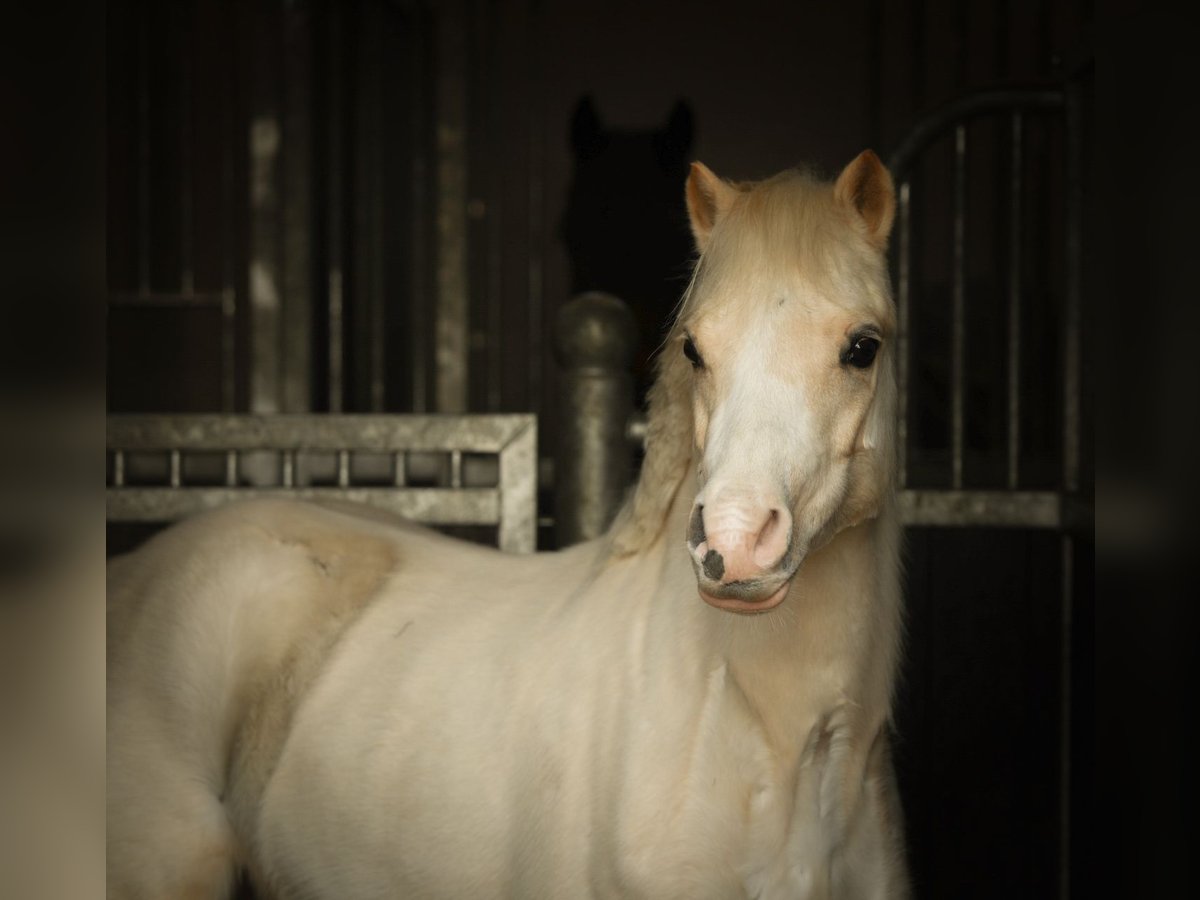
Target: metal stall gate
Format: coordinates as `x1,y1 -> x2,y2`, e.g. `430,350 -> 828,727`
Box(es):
887,83 -> 1089,899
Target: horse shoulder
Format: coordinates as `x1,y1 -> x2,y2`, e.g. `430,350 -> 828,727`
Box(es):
108,501 -> 406,849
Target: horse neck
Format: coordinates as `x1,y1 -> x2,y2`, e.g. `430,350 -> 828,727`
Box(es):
648,461 -> 903,746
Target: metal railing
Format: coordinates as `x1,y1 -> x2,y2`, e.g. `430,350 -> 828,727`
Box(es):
106,414 -> 537,553
887,85 -> 1083,524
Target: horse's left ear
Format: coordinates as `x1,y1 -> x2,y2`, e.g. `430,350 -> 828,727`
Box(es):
686,162 -> 739,252
834,150 -> 896,249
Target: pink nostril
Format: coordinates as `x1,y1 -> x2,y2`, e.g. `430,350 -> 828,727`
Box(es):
752,508 -> 791,569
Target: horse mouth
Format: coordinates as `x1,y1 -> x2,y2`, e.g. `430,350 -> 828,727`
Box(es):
698,578 -> 791,615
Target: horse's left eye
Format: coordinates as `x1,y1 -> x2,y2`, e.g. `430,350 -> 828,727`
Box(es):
843,335 -> 880,369
683,336 -> 704,369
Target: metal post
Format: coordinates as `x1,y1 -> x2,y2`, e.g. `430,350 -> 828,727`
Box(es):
435,0 -> 469,413
554,293 -> 636,547
951,124 -> 967,490
897,180 -> 912,489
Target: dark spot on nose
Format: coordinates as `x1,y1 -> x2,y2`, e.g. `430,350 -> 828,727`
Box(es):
702,549 -> 725,581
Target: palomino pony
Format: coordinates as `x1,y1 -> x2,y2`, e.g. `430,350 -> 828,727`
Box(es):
107,151 -> 908,898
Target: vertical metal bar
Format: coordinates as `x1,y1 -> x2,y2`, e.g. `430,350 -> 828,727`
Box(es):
113,450 -> 126,487
1007,112 -> 1023,490
248,0 -> 283,418
498,419 -> 537,553
485,0 -> 503,412
368,4 -> 386,412
1063,90 -> 1083,495
169,450 -> 182,488
281,2 -> 314,412
221,1 -> 236,412
435,0 -> 469,413
225,450 -> 239,487
951,124 -> 967,490
409,6 -> 429,413
393,451 -> 407,487
281,449 -> 295,487
1058,533 -> 1074,900
138,8 -> 151,295
328,4 -> 344,413
1058,82 -> 1084,900
180,2 -> 194,296
221,287 -> 237,412
337,449 -> 350,488
897,181 -> 912,490
450,450 -> 463,489
526,3 -> 545,417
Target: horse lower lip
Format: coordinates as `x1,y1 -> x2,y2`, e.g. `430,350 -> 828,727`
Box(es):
699,581 -> 790,614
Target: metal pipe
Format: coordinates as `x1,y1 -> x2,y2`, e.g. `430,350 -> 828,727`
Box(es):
951,124 -> 967,490
434,0 -> 469,413
327,5 -> 344,413
409,7 -> 429,413
367,2 -> 386,412
1058,534 -> 1074,900
887,87 -> 1064,177
180,5 -> 194,297
897,181 -> 912,489
1063,88 -> 1083,494
221,288 -> 236,412
137,10 -> 150,295
554,293 -> 636,546
526,7 -> 545,419
1007,112 -> 1023,490
220,6 -> 236,412
1057,79 -> 1085,900
281,450 -> 295,488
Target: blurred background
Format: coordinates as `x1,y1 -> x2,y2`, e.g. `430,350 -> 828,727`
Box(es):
104,1 -> 1093,897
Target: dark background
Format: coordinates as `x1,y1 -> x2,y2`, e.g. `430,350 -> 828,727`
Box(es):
105,1 -> 1093,896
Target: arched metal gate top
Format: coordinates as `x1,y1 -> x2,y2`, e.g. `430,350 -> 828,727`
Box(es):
886,85 -> 1066,176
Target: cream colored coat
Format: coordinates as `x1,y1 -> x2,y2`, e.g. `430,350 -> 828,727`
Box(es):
107,153 -> 909,899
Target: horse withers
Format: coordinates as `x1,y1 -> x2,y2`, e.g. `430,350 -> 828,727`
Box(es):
107,150 -> 908,898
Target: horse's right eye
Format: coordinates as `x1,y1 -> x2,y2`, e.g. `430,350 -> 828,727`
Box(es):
842,335 -> 880,369
683,336 -> 704,369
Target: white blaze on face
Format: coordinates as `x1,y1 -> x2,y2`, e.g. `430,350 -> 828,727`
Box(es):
686,279 -> 885,601
695,312 -> 804,583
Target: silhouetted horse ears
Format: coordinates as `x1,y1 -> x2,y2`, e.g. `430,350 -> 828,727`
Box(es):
571,96 -> 607,160
654,100 -> 694,167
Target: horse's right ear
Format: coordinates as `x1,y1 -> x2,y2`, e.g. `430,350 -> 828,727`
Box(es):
686,162 -> 738,252
834,150 -> 896,249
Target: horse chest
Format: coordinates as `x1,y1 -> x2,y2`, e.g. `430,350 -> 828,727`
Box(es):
608,669 -> 853,899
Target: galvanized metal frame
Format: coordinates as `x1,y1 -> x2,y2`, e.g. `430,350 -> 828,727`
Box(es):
107,414 -> 537,553
887,84 -> 1086,900
886,86 -> 1078,530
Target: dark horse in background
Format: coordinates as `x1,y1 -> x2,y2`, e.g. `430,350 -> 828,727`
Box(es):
560,96 -> 697,404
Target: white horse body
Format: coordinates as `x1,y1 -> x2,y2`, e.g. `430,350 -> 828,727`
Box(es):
108,153 -> 909,898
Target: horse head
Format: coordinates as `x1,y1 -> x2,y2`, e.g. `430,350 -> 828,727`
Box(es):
614,152 -> 898,614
